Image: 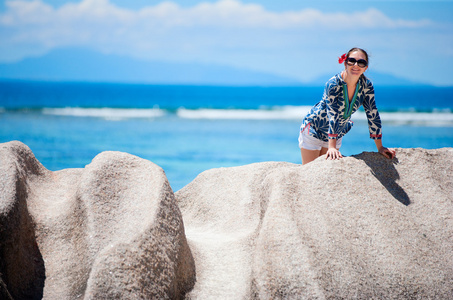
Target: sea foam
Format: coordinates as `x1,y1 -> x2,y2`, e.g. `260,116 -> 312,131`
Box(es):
353,111 -> 453,126
42,107 -> 165,120
39,106 -> 453,126
177,106 -> 311,120
177,106 -> 453,126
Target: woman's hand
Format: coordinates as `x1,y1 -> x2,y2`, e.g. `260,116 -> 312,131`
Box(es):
326,147 -> 343,160
378,147 -> 396,159
374,139 -> 396,159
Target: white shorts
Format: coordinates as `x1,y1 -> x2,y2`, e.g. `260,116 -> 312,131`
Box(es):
298,125 -> 342,151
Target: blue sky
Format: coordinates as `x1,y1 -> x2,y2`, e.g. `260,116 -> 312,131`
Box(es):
1,0 -> 453,85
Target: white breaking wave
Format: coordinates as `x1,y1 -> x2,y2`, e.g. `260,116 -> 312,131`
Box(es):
352,111 -> 453,126
178,106 -> 453,126
177,106 -> 312,120
42,107 -> 165,120
38,106 -> 453,126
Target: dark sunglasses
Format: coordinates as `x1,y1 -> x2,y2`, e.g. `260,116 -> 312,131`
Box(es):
346,57 -> 368,68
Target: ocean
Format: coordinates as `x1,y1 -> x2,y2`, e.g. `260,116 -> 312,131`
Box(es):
1,80 -> 452,191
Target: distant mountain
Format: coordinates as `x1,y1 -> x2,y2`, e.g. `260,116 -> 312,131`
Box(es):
0,48 -> 427,86
0,48 -> 301,86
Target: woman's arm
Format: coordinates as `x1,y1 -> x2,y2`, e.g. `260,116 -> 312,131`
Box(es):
362,79 -> 395,159
362,81 -> 382,139
325,79 -> 343,148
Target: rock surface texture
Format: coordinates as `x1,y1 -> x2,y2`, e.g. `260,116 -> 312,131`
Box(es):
0,141 -> 195,299
1,141 -> 453,299
176,147 -> 453,299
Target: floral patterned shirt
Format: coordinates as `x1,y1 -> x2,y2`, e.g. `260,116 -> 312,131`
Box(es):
300,72 -> 382,142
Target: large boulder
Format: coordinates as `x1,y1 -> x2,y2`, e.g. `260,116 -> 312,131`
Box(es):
0,141 -> 195,299
1,140 -> 452,299
176,148 -> 453,299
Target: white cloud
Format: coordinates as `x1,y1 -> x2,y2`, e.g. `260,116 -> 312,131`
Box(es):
141,1 -> 431,30
0,0 -> 451,84
1,0 -> 432,39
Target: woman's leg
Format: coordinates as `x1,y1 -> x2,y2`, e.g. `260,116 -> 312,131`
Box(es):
300,148 -> 321,165
320,147 -> 328,156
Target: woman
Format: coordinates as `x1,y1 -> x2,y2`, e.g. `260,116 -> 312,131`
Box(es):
299,47 -> 395,164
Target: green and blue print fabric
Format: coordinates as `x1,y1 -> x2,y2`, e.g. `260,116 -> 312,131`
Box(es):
300,73 -> 382,142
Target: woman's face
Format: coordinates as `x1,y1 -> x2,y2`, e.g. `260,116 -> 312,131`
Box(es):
344,50 -> 368,77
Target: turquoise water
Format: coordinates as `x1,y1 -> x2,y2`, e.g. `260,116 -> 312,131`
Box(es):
1,81 -> 452,191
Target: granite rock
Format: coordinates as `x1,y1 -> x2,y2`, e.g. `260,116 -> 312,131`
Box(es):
176,148 -> 453,299
1,140 -> 452,299
0,141 -> 195,299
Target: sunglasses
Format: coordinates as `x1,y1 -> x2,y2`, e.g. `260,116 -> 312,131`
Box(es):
346,57 -> 368,68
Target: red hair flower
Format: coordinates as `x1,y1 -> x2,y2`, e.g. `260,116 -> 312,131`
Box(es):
338,53 -> 347,64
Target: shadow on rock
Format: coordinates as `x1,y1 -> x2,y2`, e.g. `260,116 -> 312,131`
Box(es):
353,153 -> 410,206
0,180 -> 46,300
